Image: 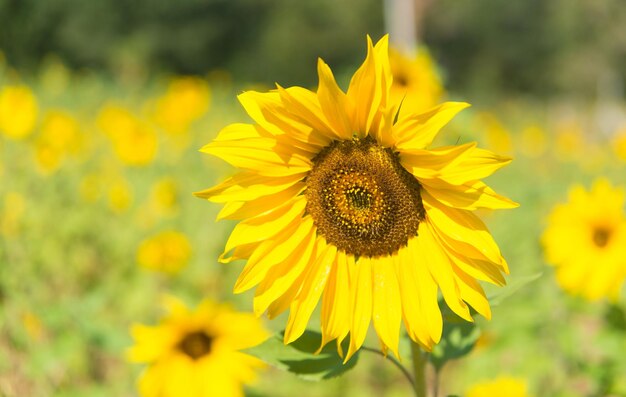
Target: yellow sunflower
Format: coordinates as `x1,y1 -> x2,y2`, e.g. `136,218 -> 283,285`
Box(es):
389,46 -> 444,115
466,376 -> 531,397
542,179 -> 626,301
196,35 -> 517,361
128,297 -> 268,397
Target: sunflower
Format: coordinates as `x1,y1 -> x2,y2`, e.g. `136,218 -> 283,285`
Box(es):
137,230 -> 192,274
542,179 -> 626,301
128,297 -> 268,397
196,35 -> 516,361
389,46 -> 444,115
466,376 -> 531,397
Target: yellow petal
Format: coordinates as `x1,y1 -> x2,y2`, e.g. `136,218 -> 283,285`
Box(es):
405,238 -> 443,347
345,256 -> 373,363
275,85 -> 336,143
347,36 -> 379,137
452,265 -> 492,320
284,241 -> 335,344
422,179 -> 519,210
201,136 -> 311,177
237,91 -> 284,136
400,142 -> 477,179
316,58 -> 354,140
212,122 -> 262,142
220,197 -> 306,260
436,147 -> 512,185
393,102 -> 470,150
194,172 -> 305,203
253,222 -> 318,316
233,216 -> 313,293
394,246 -> 433,348
423,190 -> 507,269
319,250 -> 353,350
418,221 -> 472,322
216,182 -> 304,221
371,255 -> 402,358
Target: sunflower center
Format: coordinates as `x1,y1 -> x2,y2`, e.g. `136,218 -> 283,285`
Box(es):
395,73 -> 409,87
305,136 -> 425,258
593,227 -> 611,248
178,331 -> 213,360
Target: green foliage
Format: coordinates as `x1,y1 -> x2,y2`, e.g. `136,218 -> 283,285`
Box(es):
488,272 -> 543,307
430,304 -> 481,372
245,331 -> 359,381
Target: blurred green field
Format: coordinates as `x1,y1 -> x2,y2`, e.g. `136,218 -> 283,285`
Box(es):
1,50 -> 626,397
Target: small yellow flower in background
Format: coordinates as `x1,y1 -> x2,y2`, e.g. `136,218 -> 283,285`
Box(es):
128,296 -> 268,397
137,231 -> 192,274
22,311 -> 45,342
389,46 -> 444,116
542,179 -> 626,301
97,104 -> 158,166
0,84 -> 39,139
518,125 -> 547,158
474,112 -> 513,154
466,376 -> 531,397
1,191 -> 26,237
554,120 -> 584,162
107,178 -> 133,213
33,110 -> 81,174
612,126 -> 626,161
197,35 -> 517,361
154,76 -> 210,135
150,177 -> 180,215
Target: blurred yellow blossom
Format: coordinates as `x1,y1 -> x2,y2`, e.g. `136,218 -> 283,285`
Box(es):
128,296 -> 268,397
466,376 -> 531,397
22,311 -> 45,342
613,127 -> 626,161
107,178 -> 133,213
97,104 -> 158,166
554,121 -> 584,161
0,84 -> 39,139
518,125 -> 547,158
389,47 -> 444,115
475,112 -> 513,154
137,231 -> 192,274
154,76 -> 210,135
150,177 -> 180,215
1,191 -> 26,237
542,179 -> 626,301
34,110 -> 81,174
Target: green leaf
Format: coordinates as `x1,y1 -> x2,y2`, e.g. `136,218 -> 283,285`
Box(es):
243,330 -> 358,381
429,303 -> 481,371
488,272 -> 542,307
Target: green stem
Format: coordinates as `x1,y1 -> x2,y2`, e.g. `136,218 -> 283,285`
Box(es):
410,341 -> 428,397
361,346 -> 415,391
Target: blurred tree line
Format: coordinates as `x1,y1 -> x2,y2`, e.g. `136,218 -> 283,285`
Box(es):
1,0 -> 625,98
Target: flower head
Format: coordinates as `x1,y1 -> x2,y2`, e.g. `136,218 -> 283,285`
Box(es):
197,35 -> 516,361
154,76 -> 210,135
0,85 -> 38,139
137,230 -> 192,274
97,104 -> 158,166
389,46 -> 444,115
542,179 -> 626,300
128,297 -> 268,397
466,376 -> 531,397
